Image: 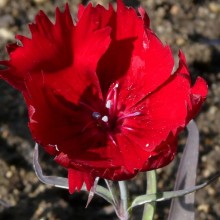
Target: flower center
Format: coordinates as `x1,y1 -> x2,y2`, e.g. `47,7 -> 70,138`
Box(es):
91,111 -> 110,130
91,82 -> 142,133
80,82 -> 142,145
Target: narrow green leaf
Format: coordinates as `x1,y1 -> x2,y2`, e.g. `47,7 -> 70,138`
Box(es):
129,174 -> 220,209
33,144 -> 115,206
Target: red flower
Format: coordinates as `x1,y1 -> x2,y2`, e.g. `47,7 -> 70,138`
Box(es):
0,0 -> 207,193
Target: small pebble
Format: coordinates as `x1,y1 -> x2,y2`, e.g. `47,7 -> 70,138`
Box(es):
176,37 -> 185,46
209,3 -> 220,13
170,5 -> 180,16
0,0 -> 8,8
5,171 -> 12,178
198,204 -> 210,213
33,0 -> 47,4
0,28 -> 14,40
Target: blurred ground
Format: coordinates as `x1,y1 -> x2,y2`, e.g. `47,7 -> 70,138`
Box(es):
0,0 -> 220,219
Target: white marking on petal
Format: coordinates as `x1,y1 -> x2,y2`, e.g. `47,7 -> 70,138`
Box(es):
143,41 -> 148,49
102,116 -> 109,123
106,100 -> 111,109
118,111 -> 142,121
54,145 -> 59,151
122,126 -> 135,131
48,144 -> 59,152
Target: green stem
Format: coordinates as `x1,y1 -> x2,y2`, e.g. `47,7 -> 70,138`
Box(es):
142,170 -> 157,220
118,181 -> 129,220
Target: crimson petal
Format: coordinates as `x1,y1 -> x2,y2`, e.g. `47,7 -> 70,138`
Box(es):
0,1 -> 208,193
68,168 -> 95,193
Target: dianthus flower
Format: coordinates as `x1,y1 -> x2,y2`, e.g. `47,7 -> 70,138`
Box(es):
0,0 -> 207,193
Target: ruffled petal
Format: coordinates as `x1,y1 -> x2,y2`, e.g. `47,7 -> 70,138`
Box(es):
54,152 -> 71,168
115,132 -> 152,174
0,4 -> 111,99
0,1 -> 207,188
189,77 -> 208,119
174,51 -> 208,120
97,0 -> 174,107
73,3 -> 113,88
25,75 -> 103,151
138,6 -> 150,28
0,5 -> 73,91
43,25 -> 112,104
42,144 -> 59,156
117,30 -> 174,110
97,0 -> 145,93
141,133 -> 177,171
68,168 -> 95,193
122,52 -> 207,152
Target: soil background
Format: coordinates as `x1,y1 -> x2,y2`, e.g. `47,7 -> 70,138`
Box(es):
0,0 -> 220,219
